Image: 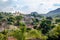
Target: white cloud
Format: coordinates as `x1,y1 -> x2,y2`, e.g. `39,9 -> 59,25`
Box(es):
13,0 -> 18,2
1,6 -> 14,12
0,0 -> 60,14
22,0 -> 60,14
2,0 -> 8,2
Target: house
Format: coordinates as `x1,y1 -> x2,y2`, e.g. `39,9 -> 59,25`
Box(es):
13,11 -> 21,16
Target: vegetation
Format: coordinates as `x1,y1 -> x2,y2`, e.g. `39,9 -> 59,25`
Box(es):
0,12 -> 60,40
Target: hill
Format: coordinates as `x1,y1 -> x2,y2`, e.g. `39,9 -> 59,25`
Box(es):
46,8 -> 60,17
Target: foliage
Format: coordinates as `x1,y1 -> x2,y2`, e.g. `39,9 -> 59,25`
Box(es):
0,33 -> 5,40
47,25 -> 60,40
0,12 -> 60,40
15,15 -> 23,26
26,29 -> 48,40
0,29 -> 8,40
55,18 -> 60,23
13,22 -> 26,40
7,16 -> 16,25
39,19 -> 55,34
15,15 -> 23,21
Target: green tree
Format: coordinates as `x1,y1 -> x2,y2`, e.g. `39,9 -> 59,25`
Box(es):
55,19 -> 60,24
26,29 -> 48,40
13,22 -> 26,40
0,29 -> 8,40
38,19 -> 54,34
47,25 -> 60,40
7,16 -> 15,25
15,15 -> 23,26
32,18 -> 40,29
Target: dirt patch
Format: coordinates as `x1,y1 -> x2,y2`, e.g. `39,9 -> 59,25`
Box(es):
8,36 -> 17,40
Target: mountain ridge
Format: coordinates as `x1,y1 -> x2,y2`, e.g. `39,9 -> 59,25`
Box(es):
46,8 -> 60,17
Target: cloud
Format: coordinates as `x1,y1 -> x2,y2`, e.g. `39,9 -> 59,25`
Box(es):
2,0 -> 8,2
13,0 -> 18,1
0,6 -> 14,12
0,0 -> 60,14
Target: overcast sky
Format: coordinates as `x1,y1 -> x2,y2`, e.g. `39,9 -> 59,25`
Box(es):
0,0 -> 60,14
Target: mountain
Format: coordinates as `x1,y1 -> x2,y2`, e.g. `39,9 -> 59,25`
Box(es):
28,8 -> 60,17
31,12 -> 38,15
46,8 -> 60,17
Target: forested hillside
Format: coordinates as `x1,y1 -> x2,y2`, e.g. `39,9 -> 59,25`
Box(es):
0,12 -> 60,40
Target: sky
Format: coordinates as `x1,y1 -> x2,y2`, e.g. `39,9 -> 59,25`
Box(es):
0,0 -> 60,14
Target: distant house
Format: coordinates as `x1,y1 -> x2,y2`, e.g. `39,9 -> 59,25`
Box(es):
22,15 -> 34,28
26,24 -> 33,28
23,16 -> 33,24
13,11 -> 21,16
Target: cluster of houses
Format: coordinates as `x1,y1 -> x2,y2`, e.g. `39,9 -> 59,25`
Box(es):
22,14 -> 43,28
0,11 -> 43,31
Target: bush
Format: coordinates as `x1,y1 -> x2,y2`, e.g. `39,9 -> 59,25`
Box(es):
26,29 -> 48,40
47,25 -> 60,40
0,33 -> 5,40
